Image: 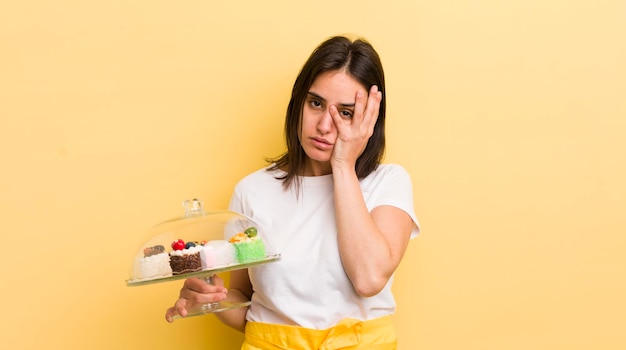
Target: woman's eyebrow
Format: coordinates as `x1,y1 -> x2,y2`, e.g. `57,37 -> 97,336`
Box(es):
307,91 -> 326,102
307,91 -> 355,108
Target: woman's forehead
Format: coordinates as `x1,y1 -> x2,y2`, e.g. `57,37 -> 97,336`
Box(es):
309,70 -> 366,104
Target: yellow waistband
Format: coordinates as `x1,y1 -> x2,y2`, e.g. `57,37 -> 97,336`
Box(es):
242,316 -> 397,350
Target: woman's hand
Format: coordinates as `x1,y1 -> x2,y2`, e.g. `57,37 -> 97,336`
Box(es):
329,85 -> 382,170
164,276 -> 228,323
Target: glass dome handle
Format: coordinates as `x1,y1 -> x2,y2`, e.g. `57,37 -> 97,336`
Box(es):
182,198 -> 204,217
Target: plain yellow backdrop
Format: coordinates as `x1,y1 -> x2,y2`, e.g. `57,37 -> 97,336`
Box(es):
1,1 -> 624,349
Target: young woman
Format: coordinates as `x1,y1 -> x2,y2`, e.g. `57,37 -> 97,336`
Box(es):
166,35 -> 420,349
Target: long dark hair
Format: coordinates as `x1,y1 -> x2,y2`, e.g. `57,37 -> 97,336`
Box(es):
268,35 -> 386,191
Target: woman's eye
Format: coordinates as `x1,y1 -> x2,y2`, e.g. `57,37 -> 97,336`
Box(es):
341,110 -> 353,118
310,99 -> 322,108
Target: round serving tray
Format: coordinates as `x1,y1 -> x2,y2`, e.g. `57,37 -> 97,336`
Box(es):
126,253 -> 281,287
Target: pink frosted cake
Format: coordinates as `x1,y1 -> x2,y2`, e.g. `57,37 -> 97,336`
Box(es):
200,240 -> 236,269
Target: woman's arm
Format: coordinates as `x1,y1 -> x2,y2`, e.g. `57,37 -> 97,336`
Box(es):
216,269 -> 253,332
330,86 -> 413,296
332,168 -> 413,296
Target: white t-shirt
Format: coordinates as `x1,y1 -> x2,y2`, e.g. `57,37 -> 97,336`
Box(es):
228,163 -> 420,329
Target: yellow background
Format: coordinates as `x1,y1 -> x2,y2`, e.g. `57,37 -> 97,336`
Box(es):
1,1 -> 624,349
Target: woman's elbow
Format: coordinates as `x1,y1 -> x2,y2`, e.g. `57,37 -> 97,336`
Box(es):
352,275 -> 389,297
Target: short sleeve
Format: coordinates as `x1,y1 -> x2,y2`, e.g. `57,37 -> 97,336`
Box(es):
363,164 -> 421,238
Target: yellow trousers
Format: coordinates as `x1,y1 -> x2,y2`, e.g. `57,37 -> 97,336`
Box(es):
241,316 -> 397,350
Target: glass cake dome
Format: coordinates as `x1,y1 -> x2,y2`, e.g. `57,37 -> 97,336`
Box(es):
126,198 -> 280,319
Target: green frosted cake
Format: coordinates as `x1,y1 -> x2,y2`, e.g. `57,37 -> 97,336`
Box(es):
234,239 -> 266,262
229,226 -> 266,263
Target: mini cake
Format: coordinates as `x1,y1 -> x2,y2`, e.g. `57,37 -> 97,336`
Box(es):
229,227 -> 266,263
138,245 -> 173,279
169,239 -> 203,275
201,240 -> 236,269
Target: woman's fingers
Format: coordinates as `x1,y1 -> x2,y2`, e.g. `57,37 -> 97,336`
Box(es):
331,85 -> 380,132
180,280 -> 228,303
164,276 -> 228,323
329,85 -> 382,166
363,85 -> 382,131
164,299 -> 186,323
182,276 -> 227,294
353,89 -> 366,124
357,85 -> 381,136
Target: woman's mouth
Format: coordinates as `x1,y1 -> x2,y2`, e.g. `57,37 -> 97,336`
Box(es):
311,136 -> 333,150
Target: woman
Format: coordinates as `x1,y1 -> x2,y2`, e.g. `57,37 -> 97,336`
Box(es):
166,35 -> 420,349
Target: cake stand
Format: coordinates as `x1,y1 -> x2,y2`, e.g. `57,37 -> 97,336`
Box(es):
125,198 -> 280,320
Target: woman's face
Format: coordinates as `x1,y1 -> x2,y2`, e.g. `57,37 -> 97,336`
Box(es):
298,70 -> 367,176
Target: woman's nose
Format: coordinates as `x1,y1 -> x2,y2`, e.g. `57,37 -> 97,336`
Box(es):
317,107 -> 334,133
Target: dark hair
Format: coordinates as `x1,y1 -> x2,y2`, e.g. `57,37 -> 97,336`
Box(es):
268,35 -> 386,190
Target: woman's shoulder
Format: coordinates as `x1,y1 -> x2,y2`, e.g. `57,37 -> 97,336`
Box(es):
361,163 -> 413,187
235,164 -> 284,188
372,163 -> 410,177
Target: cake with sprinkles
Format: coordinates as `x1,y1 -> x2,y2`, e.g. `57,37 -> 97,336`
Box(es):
229,227 -> 266,263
